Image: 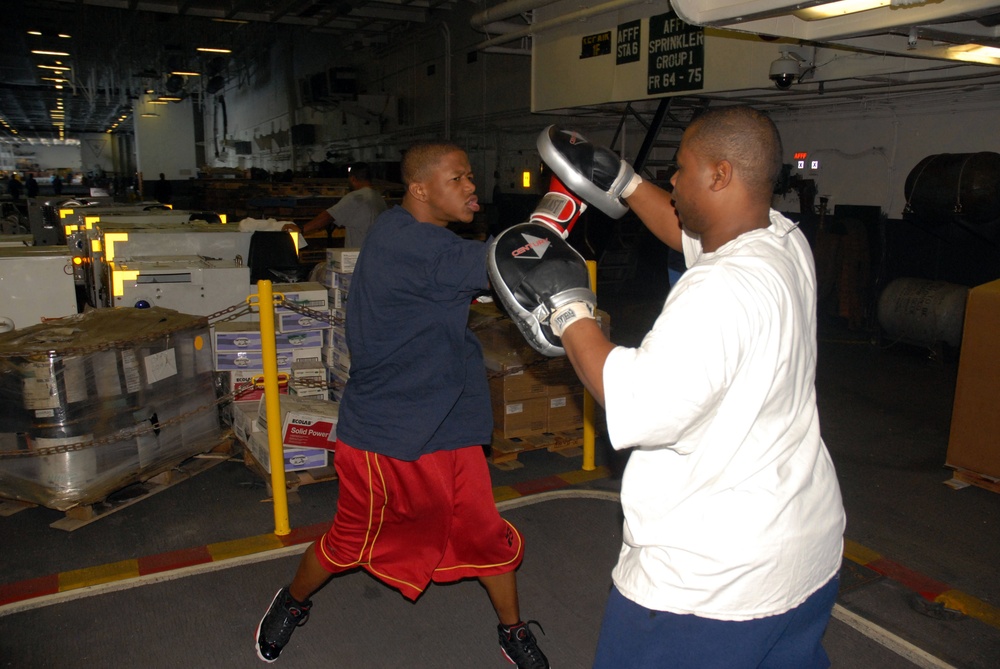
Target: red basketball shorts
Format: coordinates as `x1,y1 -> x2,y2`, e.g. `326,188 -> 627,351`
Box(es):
313,439 -> 524,601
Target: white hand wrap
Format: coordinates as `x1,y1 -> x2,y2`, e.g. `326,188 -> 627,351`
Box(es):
620,173 -> 643,199
550,301 -> 596,337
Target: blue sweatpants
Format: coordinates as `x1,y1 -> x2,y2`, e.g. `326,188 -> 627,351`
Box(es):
593,574 -> 840,669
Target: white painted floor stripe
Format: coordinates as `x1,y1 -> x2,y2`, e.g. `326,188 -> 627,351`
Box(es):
832,603 -> 956,669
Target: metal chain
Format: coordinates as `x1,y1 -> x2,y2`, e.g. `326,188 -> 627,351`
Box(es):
278,298 -> 336,325
0,394 -> 235,458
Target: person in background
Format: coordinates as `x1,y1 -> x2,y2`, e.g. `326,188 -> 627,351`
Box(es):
24,174 -> 39,199
254,142 -> 549,669
521,109 -> 846,668
52,173 -> 63,196
291,162 -> 387,248
7,174 -> 22,200
154,173 -> 172,204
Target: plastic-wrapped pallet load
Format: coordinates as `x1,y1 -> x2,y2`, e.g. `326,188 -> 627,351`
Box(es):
0,307 -> 223,511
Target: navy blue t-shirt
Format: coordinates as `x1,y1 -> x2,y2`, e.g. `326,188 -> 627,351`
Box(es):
336,205 -> 493,460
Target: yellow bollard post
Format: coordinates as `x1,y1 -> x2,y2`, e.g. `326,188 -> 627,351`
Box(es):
582,260 -> 598,471
257,279 -> 291,536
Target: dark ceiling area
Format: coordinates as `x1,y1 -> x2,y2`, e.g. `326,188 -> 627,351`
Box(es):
0,0 -> 455,142
3,1 -> 1000,143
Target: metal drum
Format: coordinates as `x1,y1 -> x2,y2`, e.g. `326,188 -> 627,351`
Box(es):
904,152 -> 1000,228
877,278 -> 969,348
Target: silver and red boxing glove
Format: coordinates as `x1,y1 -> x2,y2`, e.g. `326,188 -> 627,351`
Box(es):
529,175 -> 587,239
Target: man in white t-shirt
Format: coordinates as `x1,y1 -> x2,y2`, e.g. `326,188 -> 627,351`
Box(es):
539,108 -> 846,668
297,162 -> 387,247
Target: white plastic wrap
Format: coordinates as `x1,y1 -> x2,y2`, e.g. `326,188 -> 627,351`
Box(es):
0,307 -> 223,511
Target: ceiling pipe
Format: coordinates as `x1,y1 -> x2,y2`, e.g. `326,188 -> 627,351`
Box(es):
476,20 -> 533,35
484,46 -> 532,56
472,0 -> 648,51
470,0 -> 563,29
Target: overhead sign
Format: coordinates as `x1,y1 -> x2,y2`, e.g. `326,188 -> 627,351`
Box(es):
617,20 -> 641,65
580,31 -> 612,59
647,11 -> 705,95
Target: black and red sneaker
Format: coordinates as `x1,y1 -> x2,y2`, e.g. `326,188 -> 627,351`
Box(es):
255,587 -> 312,663
498,620 -> 550,669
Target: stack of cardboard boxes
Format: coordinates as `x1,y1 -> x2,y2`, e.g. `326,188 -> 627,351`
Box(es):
214,281 -> 337,474
323,248 -> 358,402
245,394 -> 339,473
473,303 -> 609,443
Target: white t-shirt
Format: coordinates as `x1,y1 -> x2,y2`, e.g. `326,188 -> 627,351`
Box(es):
602,209 -> 845,620
327,186 -> 388,248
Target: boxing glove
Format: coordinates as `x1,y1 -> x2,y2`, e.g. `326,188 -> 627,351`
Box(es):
536,125 -> 642,219
488,221 -> 595,357
529,175 -> 587,239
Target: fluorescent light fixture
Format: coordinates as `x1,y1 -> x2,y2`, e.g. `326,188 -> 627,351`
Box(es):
170,70 -> 201,76
38,64 -> 70,71
212,18 -> 249,24
149,100 -> 169,105
141,112 -> 159,118
155,96 -> 183,102
32,50 -> 70,56
197,47 -> 232,53
794,0 -> 889,20
948,44 -> 1000,64
28,30 -> 42,36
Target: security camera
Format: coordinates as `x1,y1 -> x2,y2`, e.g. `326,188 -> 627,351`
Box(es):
769,55 -> 800,90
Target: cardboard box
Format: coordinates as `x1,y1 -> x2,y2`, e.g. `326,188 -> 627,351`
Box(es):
323,346 -> 350,374
276,311 -> 330,334
493,397 -> 547,439
328,365 -> 350,398
257,394 -> 339,450
291,359 -> 326,381
215,348 -> 321,371
247,431 -> 328,473
328,288 -> 348,310
289,381 -> 328,400
256,282 -> 329,312
541,358 -> 584,397
231,400 -> 261,445
547,393 -> 584,433
332,271 -> 352,292
326,248 -> 360,273
947,279 -> 1000,478
331,326 -> 348,355
329,307 -> 348,328
489,368 -> 549,402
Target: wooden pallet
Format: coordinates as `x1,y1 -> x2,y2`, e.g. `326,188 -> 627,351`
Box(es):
49,438 -> 237,532
241,447 -> 338,497
945,468 -> 1000,494
488,429 -> 585,470
0,499 -> 37,517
